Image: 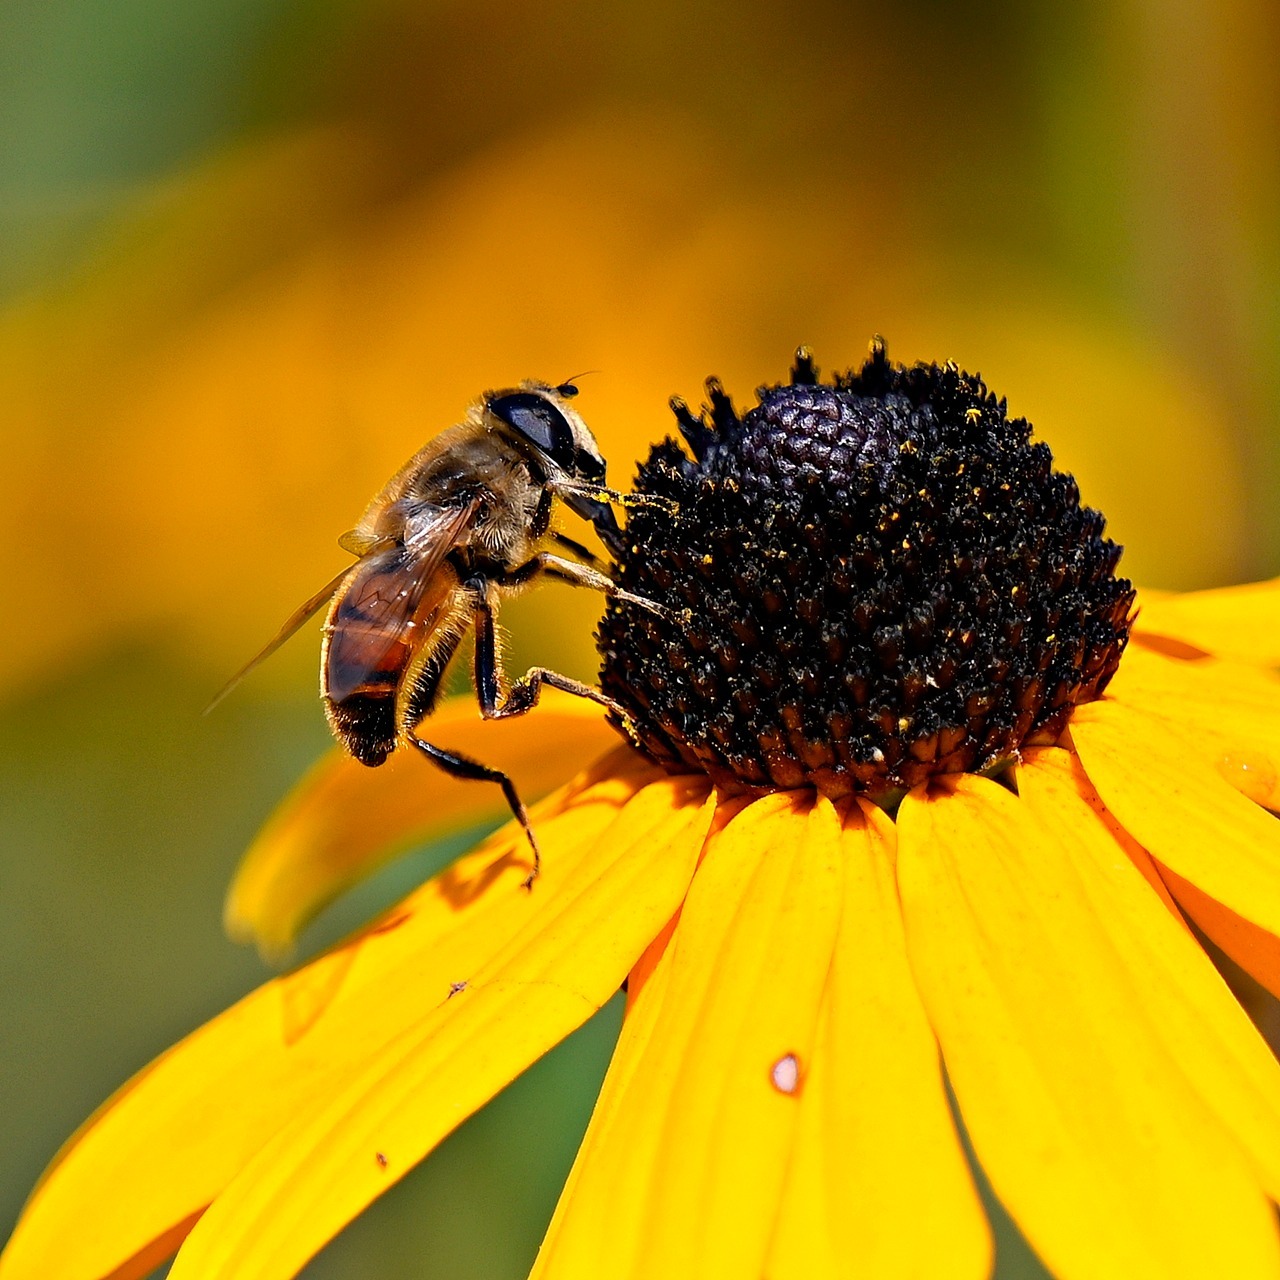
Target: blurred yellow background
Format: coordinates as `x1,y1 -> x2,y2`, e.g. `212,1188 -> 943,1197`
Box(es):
2,0 -> 1278,1275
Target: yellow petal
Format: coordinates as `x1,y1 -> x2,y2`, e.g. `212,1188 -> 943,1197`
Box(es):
165,772 -> 716,1280
0,753 -> 681,1280
767,801 -> 991,1280
1108,641 -> 1280,780
533,793 -> 844,1280
1134,576 -> 1280,668
226,689 -> 621,956
897,770 -> 1280,1280
1071,697 -> 1280,939
1021,750 -> 1280,1200
551,901 -> 679,1230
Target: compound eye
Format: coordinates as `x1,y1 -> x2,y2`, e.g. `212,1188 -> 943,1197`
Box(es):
574,447 -> 606,483
488,392 -> 577,469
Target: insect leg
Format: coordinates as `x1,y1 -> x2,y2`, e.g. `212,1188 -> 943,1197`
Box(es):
549,481 -> 676,559
468,581 -> 505,716
472,577 -> 628,723
408,734 -> 542,888
497,667 -> 625,720
551,479 -> 676,514
397,581 -> 542,885
501,552 -> 671,619
548,530 -> 610,571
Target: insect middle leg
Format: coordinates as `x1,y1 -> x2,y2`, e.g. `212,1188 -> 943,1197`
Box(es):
548,530 -> 610,572
469,579 -> 625,723
457,561 -> 664,885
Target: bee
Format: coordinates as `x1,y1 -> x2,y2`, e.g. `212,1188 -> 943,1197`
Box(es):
210,380 -> 663,885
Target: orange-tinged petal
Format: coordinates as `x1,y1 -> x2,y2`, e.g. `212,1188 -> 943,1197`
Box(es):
227,690 -> 621,956
0,752 -> 684,1280
1158,861 -> 1280,1001
622,794 -> 752,1016
165,771 -> 715,1280
767,801 -> 991,1280
533,793 -> 843,1280
1071,697 -> 1280,939
1135,576 -> 1280,667
623,911 -> 677,1017
898,772 -> 1280,1280
1216,747 -> 1280,810
1020,750 -> 1280,1199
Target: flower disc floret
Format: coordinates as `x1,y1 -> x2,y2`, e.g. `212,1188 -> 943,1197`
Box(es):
598,342 -> 1137,798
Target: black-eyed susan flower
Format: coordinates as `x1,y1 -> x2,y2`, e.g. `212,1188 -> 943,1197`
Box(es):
6,345 -> 1280,1280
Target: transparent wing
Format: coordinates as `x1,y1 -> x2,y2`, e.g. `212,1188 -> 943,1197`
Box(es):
203,563 -> 360,715
322,499 -> 481,705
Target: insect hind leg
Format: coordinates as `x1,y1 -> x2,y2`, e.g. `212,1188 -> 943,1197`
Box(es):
408,735 -> 542,889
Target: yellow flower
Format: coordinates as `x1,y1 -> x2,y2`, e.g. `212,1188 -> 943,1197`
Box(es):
6,352 -> 1280,1280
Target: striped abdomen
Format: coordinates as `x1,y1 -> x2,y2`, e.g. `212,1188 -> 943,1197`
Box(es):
321,547 -> 461,766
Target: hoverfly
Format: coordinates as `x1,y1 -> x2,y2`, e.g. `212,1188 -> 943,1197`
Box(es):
209,380 -> 663,885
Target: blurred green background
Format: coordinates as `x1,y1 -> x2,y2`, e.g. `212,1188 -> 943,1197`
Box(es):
2,0 -> 1278,1275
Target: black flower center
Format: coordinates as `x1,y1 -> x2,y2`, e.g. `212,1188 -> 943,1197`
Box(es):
596,342 -> 1136,801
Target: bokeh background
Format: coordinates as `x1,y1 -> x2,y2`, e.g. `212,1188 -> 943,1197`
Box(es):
2,0 -> 1278,1275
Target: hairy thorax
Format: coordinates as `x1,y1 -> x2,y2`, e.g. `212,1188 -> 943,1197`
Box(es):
365,426 -> 549,566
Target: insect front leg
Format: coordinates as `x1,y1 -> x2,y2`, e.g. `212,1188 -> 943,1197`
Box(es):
549,481 -> 678,559
551,479 -> 677,516
506,552 -> 672,620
